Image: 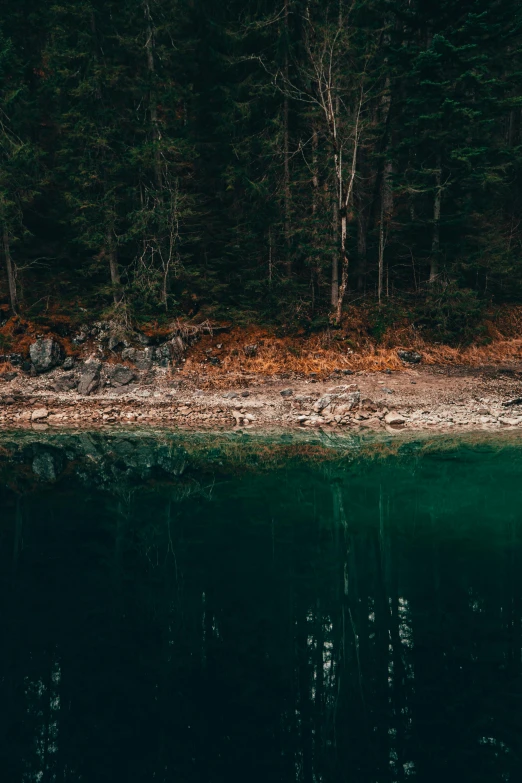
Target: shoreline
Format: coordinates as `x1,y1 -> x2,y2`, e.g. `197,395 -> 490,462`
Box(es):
2,363 -> 522,433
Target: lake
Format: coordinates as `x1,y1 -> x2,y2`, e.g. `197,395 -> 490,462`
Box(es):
1,430 -> 522,782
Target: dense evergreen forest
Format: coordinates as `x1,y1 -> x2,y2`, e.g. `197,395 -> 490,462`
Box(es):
1,0 -> 522,333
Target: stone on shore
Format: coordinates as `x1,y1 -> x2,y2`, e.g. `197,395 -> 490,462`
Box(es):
30,338 -> 63,374
31,408 -> 49,421
107,364 -> 135,387
398,349 -> 422,365
385,412 -> 406,427
78,360 -> 102,395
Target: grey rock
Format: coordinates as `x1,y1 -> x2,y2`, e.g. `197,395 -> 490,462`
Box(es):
135,348 -> 154,371
154,345 -> 172,367
241,390 -> 250,397
382,387 -> 394,394
314,394 -> 333,412
121,347 -> 137,362
78,360 -> 102,395
385,413 -> 406,427
31,408 -> 49,421
107,364 -> 135,387
108,335 -> 124,351
337,391 -> 361,409
62,356 -> 76,370
280,388 -> 294,397
0,372 -> 17,382
136,331 -> 152,346
29,338 -> 63,374
397,350 -> 422,365
223,391 -> 238,399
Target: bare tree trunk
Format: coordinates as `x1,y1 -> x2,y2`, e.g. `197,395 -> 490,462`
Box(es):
3,230 -> 17,315
336,211 -> 348,323
430,156 -> 441,285
107,227 -> 122,304
332,198 -> 339,308
310,126 -> 319,314
144,1 -> 163,192
335,94 -> 363,323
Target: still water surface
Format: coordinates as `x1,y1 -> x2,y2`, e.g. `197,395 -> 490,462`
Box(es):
1,431 -> 522,782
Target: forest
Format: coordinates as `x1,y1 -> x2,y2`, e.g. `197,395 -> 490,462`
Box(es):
1,0 -> 522,339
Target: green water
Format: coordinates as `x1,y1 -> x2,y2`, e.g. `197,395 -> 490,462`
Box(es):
1,431 -> 522,782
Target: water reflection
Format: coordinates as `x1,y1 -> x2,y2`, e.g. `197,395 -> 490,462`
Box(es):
1,433 -> 522,782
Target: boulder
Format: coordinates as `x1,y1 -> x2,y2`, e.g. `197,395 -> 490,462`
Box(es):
107,364 -> 135,387
385,412 -> 406,427
397,350 -> 422,365
134,348 -> 154,371
78,360 -> 101,395
154,344 -> 172,367
314,394 -> 333,412
62,356 -> 76,370
337,391 -> 360,409
108,335 -> 124,352
29,338 -> 63,373
31,408 -> 49,421
121,347 -> 137,362
280,388 -> 294,397
502,398 -> 522,407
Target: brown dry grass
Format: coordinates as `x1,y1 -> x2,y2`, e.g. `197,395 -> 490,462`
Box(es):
182,307 -> 522,380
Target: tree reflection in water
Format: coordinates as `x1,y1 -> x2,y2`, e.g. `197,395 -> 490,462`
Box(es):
0,436 -> 521,782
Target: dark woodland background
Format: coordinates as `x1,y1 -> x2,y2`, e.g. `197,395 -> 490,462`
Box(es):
2,0 -> 522,338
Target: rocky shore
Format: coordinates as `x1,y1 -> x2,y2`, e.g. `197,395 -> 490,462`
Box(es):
2,331 -> 522,432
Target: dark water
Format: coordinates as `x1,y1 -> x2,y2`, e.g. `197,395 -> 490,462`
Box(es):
1,431 -> 522,782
